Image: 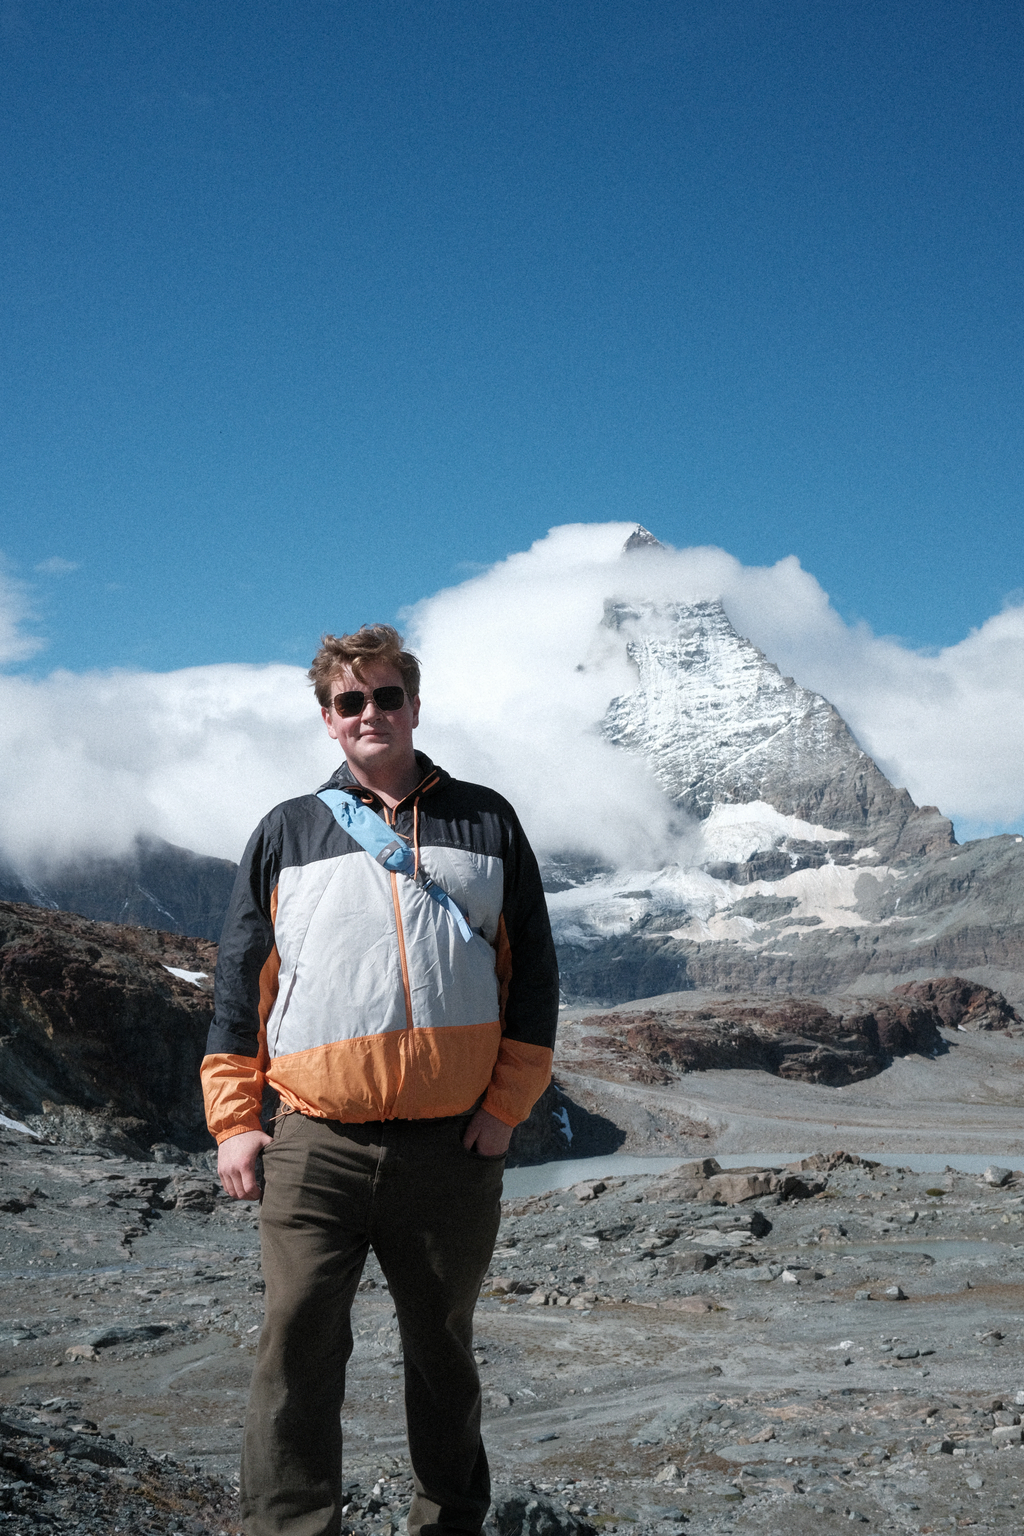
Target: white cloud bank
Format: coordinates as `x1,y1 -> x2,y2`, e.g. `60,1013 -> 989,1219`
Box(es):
1,522 -> 1022,873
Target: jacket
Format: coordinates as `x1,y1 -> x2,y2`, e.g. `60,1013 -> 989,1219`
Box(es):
201,754 -> 559,1143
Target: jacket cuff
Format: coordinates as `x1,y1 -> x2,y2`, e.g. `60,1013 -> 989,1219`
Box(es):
482,1039 -> 554,1127
214,1121 -> 264,1145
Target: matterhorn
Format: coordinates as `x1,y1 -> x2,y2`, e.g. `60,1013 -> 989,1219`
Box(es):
546,529 -> 1024,1007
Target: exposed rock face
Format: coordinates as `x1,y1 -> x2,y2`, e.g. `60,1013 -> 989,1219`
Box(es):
0,836 -> 237,943
602,596 -> 953,860
0,901 -> 216,1154
575,980 -> 1020,1090
553,833 -> 1024,1007
891,975 -> 1021,1031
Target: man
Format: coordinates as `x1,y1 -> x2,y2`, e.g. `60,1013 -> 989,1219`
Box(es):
202,623 -> 559,1536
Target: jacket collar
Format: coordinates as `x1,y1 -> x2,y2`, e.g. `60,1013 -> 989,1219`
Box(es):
318,751 -> 448,808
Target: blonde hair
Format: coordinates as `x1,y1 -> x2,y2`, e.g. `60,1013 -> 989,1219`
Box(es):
308,624 -> 421,708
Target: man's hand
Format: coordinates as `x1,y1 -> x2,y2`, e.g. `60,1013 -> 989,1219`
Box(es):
218,1128 -> 273,1200
462,1107 -> 514,1158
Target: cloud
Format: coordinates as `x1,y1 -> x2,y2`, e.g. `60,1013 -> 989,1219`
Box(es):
34,556 -> 80,576
0,663 -> 339,869
0,523 -> 1022,873
0,563 -> 43,668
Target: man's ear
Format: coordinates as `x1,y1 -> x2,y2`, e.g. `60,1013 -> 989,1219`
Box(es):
410,695 -> 421,728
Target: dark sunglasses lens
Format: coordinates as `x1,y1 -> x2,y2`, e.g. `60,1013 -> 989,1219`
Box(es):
333,687 -> 406,716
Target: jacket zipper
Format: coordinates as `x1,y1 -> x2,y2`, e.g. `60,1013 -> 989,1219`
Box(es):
385,805 -> 415,1032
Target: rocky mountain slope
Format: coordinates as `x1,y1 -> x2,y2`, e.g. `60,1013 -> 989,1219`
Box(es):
0,837 -> 236,943
0,902 -> 217,1156
602,595 -> 951,862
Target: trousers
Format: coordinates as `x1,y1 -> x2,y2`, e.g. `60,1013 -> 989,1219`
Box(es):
239,1110 -> 505,1536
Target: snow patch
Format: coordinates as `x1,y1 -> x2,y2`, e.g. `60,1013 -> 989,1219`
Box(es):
549,849 -> 903,948
0,1113 -> 42,1140
163,965 -> 208,986
699,801 -> 849,864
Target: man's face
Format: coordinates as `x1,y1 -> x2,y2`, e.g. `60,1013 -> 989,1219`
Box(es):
321,660 -> 420,783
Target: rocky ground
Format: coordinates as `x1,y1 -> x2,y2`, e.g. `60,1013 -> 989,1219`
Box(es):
5,1117 -> 1024,1534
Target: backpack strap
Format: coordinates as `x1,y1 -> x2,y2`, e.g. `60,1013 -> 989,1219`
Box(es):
317,789 -> 474,943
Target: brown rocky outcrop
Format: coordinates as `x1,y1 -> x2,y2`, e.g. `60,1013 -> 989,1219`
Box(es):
0,901 -> 216,1154
580,979 -> 1021,1089
890,975 -> 1019,1031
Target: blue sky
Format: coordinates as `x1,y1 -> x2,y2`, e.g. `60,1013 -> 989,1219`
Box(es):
2,0 -> 1022,675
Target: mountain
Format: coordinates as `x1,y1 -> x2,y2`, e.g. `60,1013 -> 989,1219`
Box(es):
545,531 -> 1024,1008
0,837 -> 237,943
602,596 -> 953,862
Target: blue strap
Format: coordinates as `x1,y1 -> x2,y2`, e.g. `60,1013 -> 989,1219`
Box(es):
317,789 -> 474,943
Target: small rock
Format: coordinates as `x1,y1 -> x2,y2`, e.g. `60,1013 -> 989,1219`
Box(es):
172,1178 -> 220,1212
661,1251 -> 716,1275
895,1347 -> 919,1360
85,1323 -> 170,1348
65,1344 -> 99,1362
524,1289 -> 549,1306
991,1424 -> 1023,1447
983,1165 -> 1012,1187
926,1439 -> 954,1455
654,1463 -> 682,1484
884,1285 -> 907,1300
854,1289 -> 872,1301
966,1474 -> 984,1489
781,1270 -> 800,1284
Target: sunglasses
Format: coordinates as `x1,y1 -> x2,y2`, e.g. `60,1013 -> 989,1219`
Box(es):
331,686 -> 406,717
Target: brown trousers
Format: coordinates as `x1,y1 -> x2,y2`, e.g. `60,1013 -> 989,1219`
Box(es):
240,1111 -> 505,1536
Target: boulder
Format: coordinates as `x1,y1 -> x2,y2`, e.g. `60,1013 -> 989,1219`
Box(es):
487,1486 -> 597,1536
